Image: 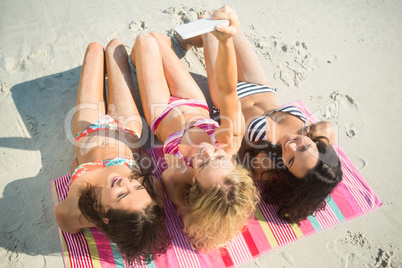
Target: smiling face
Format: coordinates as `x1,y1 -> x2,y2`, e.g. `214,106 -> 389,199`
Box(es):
279,134 -> 319,178
100,172 -> 153,212
191,142 -> 234,187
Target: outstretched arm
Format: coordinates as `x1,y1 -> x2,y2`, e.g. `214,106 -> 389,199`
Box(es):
210,6 -> 245,155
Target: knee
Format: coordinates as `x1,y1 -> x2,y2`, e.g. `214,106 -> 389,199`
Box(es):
86,42 -> 103,54
149,31 -> 164,40
134,33 -> 157,49
149,31 -> 171,46
106,39 -> 123,50
132,33 -> 156,66
135,33 -> 154,42
106,39 -> 125,55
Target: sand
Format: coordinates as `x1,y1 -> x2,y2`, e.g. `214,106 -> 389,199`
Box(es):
0,0 -> 401,267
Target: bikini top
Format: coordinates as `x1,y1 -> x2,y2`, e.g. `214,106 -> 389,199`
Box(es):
163,118 -> 220,167
247,105 -> 308,142
69,156 -> 140,186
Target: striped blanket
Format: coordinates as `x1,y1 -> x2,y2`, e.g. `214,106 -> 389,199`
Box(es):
50,100 -> 382,268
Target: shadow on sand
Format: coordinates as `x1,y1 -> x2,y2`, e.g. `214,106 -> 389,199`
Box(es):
0,56 -> 211,260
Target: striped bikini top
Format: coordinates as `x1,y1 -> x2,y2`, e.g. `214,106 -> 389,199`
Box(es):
248,105 -> 308,142
163,118 -> 220,167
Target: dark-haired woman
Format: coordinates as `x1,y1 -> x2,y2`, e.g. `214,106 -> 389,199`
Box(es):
54,40 -> 169,264
179,6 -> 343,224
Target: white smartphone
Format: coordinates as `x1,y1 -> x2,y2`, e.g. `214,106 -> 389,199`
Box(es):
174,18 -> 230,39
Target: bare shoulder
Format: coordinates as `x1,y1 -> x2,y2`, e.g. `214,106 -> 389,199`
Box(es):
54,183 -> 95,233
54,195 -> 83,234
161,165 -> 193,185
162,154 -> 194,184
161,167 -> 191,215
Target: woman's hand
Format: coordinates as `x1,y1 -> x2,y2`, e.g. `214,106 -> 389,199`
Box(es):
210,6 -> 239,41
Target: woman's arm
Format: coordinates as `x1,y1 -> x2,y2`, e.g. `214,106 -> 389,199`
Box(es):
161,165 -> 193,217
161,168 -> 185,217
211,6 -> 245,156
54,190 -> 95,233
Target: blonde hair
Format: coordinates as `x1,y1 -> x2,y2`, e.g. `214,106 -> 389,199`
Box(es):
182,164 -> 260,251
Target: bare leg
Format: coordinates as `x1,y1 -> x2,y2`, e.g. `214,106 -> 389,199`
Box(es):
73,42 -> 105,136
149,31 -> 207,102
232,29 -> 270,86
180,29 -> 271,108
105,39 -> 142,134
130,34 -> 171,126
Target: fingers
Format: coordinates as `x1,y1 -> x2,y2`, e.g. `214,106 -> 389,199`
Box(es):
209,6 -> 239,40
211,6 -> 239,28
216,24 -> 237,37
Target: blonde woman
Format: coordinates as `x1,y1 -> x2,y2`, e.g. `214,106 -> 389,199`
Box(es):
130,7 -> 259,251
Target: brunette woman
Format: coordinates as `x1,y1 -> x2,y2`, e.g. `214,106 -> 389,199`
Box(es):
55,40 -> 169,263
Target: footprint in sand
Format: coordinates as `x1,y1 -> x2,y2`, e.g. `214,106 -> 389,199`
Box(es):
375,249 -> 395,268
163,6 -> 316,89
321,101 -> 339,121
162,6 -> 212,25
11,48 -> 49,72
326,232 -> 373,267
128,20 -> 147,32
24,114 -> 39,141
308,99 -> 339,122
27,49 -> 47,60
1,80 -> 11,94
352,156 -> 367,170
107,30 -> 120,42
330,91 -> 358,111
246,31 -> 316,88
346,231 -> 372,248
345,123 -> 362,138
327,232 -> 401,267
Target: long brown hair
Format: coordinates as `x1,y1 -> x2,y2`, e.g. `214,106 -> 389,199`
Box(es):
241,137 -> 343,224
78,155 -> 170,264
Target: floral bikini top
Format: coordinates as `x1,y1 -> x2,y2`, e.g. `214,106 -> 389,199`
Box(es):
69,156 -> 140,186
70,114 -> 141,186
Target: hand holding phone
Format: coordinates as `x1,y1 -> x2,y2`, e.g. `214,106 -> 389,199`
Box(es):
174,18 -> 230,40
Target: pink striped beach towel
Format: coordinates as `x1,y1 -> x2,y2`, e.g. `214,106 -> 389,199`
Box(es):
50,100 -> 382,268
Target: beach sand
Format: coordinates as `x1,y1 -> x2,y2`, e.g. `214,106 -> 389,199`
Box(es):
0,0 -> 401,267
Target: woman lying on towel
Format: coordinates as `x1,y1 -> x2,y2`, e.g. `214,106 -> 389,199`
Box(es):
178,6 -> 343,224
130,15 -> 259,250
54,40 -> 169,263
